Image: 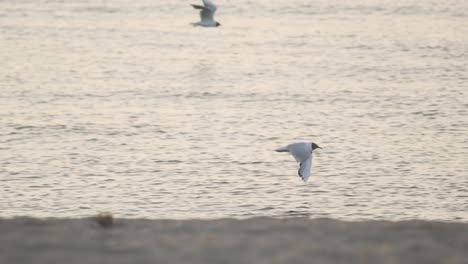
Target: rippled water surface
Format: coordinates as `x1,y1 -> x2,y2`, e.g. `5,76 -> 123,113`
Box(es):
1,0 -> 467,221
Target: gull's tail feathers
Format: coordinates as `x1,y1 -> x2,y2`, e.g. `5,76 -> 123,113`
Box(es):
275,146 -> 289,152
191,4 -> 206,10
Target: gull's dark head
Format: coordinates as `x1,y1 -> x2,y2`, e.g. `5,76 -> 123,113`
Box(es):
216,22 -> 221,27
311,142 -> 321,150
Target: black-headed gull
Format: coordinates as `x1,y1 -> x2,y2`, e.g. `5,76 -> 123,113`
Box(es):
275,142 -> 322,182
191,0 -> 221,27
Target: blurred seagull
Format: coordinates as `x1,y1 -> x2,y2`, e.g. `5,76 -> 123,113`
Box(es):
191,0 -> 221,27
275,142 -> 322,182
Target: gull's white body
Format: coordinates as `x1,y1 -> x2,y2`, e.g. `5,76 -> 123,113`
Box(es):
276,142 -> 317,182
191,0 -> 220,27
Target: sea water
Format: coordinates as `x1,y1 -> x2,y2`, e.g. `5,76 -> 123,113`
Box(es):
1,0 -> 467,220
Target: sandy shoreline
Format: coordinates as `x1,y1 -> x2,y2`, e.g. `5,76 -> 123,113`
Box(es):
1,217 -> 467,264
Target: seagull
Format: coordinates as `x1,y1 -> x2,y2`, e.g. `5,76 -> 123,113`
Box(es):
275,142 -> 322,182
191,0 -> 221,27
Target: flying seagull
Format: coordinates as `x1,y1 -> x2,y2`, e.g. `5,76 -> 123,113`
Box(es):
191,0 -> 221,27
275,142 -> 322,182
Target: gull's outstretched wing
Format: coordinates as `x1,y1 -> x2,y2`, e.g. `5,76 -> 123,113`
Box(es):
200,8 -> 214,23
288,143 -> 312,163
202,0 -> 217,22
191,4 -> 212,22
298,156 -> 313,182
191,0 -> 217,24
202,0 -> 217,12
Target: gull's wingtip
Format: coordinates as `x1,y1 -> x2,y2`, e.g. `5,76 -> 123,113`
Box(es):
298,173 -> 309,182
298,170 -> 306,181
298,159 -> 312,182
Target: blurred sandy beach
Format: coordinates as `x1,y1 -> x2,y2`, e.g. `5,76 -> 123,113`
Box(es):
1,216 -> 467,264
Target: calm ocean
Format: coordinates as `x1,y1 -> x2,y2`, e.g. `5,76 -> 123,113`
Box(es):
1,0 -> 467,221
